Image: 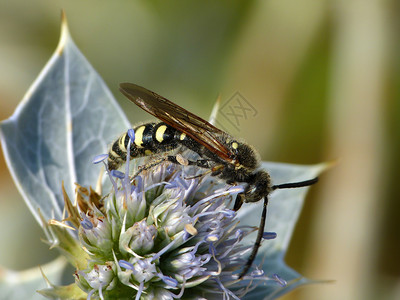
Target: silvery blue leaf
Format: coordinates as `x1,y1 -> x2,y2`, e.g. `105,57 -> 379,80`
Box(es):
0,17 -> 130,225
0,258 -> 68,300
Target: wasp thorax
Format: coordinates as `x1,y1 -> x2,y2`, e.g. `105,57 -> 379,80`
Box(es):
232,142 -> 259,170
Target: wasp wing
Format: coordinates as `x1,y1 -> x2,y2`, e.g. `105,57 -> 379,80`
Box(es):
119,82 -> 233,162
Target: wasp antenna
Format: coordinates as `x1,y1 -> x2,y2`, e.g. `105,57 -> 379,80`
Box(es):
239,197 -> 269,279
272,177 -> 318,191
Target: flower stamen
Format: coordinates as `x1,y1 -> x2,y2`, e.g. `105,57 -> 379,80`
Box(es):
263,232 -> 277,240
135,281 -> 144,300
272,273 -> 287,287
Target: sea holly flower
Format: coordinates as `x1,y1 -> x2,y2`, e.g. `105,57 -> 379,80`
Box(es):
0,15 -> 326,299
39,143 -> 313,299
62,148 -> 273,299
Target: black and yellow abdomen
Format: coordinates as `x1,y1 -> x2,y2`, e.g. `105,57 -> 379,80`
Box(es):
107,122 -> 186,170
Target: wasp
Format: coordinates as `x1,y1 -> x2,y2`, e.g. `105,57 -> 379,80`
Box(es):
108,83 -> 318,278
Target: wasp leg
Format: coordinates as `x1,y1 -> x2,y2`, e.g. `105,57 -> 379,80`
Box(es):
166,156 -> 223,180
166,156 -> 212,168
132,155 -> 218,181
132,154 -> 202,179
181,159 -> 218,180
184,164 -> 225,180
194,159 -> 212,168
184,169 -> 213,180
233,193 -> 245,211
131,157 -> 167,180
239,197 -> 269,279
206,164 -> 224,175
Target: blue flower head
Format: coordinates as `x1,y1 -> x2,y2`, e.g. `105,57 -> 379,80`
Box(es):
63,138 -> 283,299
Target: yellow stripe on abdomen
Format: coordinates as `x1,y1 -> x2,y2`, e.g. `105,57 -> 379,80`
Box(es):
134,126 -> 146,148
155,125 -> 167,143
118,133 -> 127,151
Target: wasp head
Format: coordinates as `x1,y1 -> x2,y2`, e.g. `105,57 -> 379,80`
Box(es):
244,171 -> 272,203
232,170 -> 271,211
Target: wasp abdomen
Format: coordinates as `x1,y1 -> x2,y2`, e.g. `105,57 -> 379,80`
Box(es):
108,122 -> 182,170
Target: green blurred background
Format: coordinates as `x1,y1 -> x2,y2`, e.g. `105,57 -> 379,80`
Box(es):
0,1 -> 397,299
